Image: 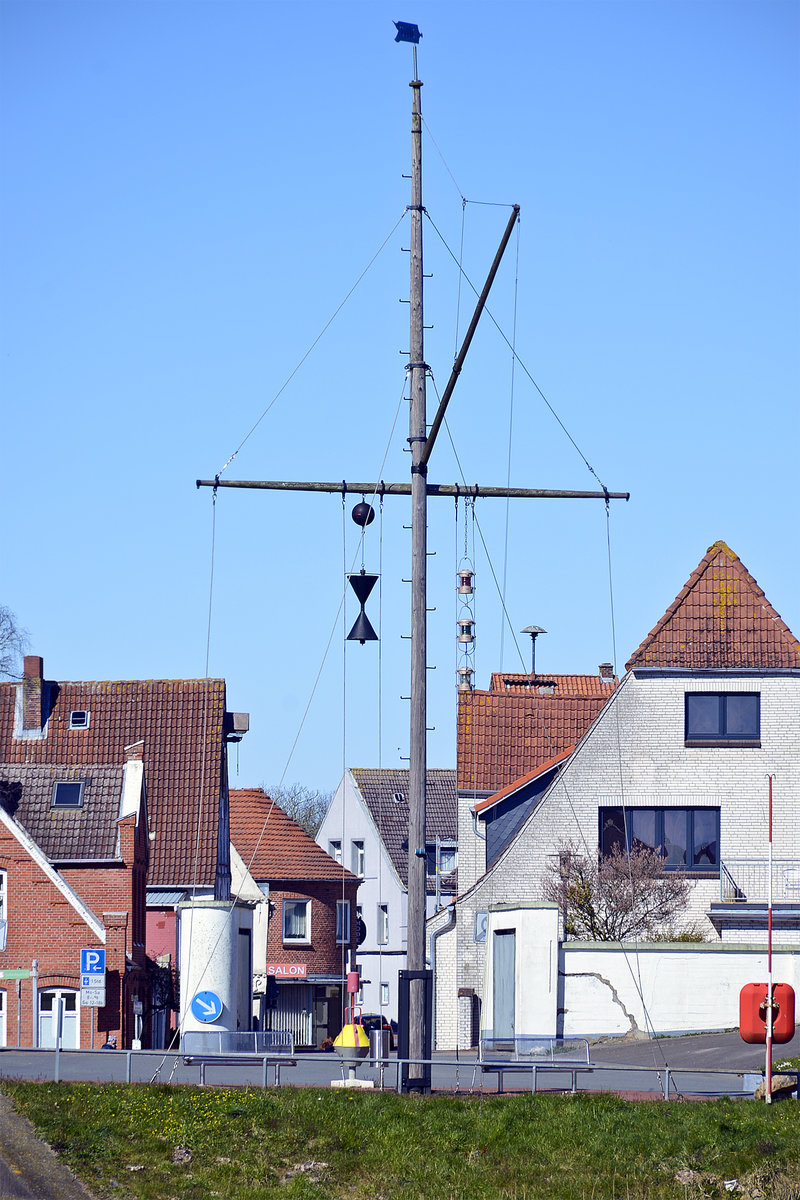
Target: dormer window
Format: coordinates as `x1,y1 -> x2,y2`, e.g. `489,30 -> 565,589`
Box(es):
52,781 -> 85,809
69,710 -> 90,731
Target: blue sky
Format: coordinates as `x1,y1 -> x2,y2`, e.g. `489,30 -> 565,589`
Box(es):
2,0 -> 798,797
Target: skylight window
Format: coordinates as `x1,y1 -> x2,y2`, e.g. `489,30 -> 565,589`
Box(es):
69,710 -> 90,730
52,781 -> 85,809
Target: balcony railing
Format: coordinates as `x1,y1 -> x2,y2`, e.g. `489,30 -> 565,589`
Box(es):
720,858 -> 800,903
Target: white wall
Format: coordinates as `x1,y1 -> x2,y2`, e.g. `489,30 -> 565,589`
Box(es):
178,900 -> 253,1037
561,942 -> 800,1038
317,771 -> 406,1019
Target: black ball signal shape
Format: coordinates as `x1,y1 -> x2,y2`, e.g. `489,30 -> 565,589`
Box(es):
351,501 -> 376,528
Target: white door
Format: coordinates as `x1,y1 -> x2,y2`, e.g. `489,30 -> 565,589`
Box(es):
39,990 -> 80,1048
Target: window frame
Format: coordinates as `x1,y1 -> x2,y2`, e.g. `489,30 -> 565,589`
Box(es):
351,839 -> 365,876
69,710 -> 90,730
336,899 -> 350,945
377,903 -> 389,945
684,692 -> 760,748
599,806 -> 720,873
51,781 -> 85,809
282,898 -> 312,944
328,839 -> 342,864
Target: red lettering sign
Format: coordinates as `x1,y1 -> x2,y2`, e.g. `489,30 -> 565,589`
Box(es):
266,963 -> 307,979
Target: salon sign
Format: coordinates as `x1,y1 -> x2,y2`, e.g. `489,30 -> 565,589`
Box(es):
266,963 -> 307,979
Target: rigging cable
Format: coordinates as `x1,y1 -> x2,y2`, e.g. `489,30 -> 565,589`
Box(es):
213,210 -> 407,480
424,211 -> 608,491
499,216 -> 521,670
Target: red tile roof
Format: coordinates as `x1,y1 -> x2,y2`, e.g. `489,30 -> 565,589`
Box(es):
0,669 -> 227,889
458,677 -> 615,794
489,673 -> 616,695
626,541 -> 800,671
473,748 -> 574,813
230,788 -> 358,884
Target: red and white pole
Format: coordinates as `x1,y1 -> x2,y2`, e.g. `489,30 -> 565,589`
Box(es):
765,774 -> 774,1105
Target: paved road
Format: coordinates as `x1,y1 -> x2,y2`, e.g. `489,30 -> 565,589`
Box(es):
0,1092 -> 94,1200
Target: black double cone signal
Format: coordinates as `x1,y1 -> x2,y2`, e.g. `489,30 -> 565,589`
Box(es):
347,569 -> 379,644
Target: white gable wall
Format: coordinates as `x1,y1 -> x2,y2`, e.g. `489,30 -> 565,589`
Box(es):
435,670 -> 800,1048
317,771 -> 406,1020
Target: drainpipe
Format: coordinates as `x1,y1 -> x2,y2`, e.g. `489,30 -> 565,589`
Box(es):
427,902 -> 456,1051
31,959 -> 38,1048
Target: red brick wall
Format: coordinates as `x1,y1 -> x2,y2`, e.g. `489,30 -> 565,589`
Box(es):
0,823 -> 149,1048
265,879 -> 359,974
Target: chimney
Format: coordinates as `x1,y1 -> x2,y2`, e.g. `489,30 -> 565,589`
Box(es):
124,739 -> 145,762
22,656 -> 44,732
598,662 -> 614,680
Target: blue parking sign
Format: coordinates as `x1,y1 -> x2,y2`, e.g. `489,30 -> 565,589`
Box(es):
80,948 -> 106,975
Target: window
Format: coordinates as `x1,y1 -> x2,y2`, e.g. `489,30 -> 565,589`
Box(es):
336,899 -> 350,944
0,990 -> 5,1048
39,989 -> 79,1049
685,692 -> 760,747
328,840 -> 342,864
426,843 -> 457,875
282,899 -> 311,943
600,807 -> 719,871
0,871 -> 6,954
377,903 -> 389,945
380,982 -> 390,1007
351,840 -> 365,876
69,710 -> 90,730
51,781 -> 84,809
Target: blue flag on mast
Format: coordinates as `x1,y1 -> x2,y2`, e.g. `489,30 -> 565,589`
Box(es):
394,21 -> 421,44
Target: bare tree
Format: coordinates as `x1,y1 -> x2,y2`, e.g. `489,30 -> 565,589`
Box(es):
543,841 -> 693,942
265,782 -> 332,838
0,606 -> 29,680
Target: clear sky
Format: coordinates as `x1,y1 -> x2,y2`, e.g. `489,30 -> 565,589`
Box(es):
2,0 -> 798,798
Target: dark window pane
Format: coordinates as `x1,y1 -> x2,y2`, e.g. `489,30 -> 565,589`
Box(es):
663,810 -> 688,866
693,810 -> 718,866
630,809 -> 658,853
52,782 -> 83,808
725,694 -> 759,738
600,808 -> 625,856
686,694 -> 721,738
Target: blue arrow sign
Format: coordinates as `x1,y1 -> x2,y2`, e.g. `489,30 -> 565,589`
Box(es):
80,948 -> 105,975
191,990 -> 223,1023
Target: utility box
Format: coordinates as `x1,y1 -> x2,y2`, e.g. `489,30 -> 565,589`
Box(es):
739,982 -> 796,1044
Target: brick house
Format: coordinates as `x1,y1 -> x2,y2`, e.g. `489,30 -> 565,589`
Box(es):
0,656 -> 245,1048
0,741 -> 148,1048
457,670 -> 617,901
430,541 -> 800,1047
230,788 -> 360,1048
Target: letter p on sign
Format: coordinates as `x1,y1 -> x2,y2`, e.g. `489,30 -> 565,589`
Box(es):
80,949 -> 106,975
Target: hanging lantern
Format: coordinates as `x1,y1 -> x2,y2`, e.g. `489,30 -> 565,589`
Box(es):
458,618 -> 474,644
457,666 -> 474,692
457,567 -> 474,595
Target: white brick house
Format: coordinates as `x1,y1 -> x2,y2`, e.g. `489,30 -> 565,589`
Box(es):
430,541 -> 800,1049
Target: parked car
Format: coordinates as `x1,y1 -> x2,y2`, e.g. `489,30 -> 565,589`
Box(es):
358,1013 -> 396,1050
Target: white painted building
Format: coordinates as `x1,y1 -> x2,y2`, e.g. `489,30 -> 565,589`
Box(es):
430,542 -> 800,1049
318,768 -> 456,1022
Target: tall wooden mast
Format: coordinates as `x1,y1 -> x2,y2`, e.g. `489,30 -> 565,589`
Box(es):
406,38 -> 428,1087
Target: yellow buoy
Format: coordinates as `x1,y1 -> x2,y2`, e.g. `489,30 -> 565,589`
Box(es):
333,1021 -> 370,1060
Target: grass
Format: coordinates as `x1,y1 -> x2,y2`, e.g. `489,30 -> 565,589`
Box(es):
4,1081 -> 800,1199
